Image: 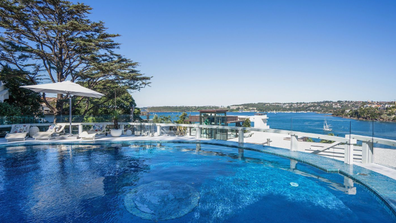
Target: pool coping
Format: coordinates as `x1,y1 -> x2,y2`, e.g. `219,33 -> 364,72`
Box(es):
1,138 -> 396,218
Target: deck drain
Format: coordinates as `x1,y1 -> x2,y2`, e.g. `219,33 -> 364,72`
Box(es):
124,181 -> 199,221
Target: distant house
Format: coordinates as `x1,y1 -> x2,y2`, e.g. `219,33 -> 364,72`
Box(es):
40,97 -> 57,114
187,110 -> 242,126
186,110 -> 242,140
0,81 -> 9,102
229,105 -> 240,110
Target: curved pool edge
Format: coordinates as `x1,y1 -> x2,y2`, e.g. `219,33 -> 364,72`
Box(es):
1,138 -> 396,217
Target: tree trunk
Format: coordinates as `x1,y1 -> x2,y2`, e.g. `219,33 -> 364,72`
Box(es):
114,118 -> 119,129
53,94 -> 65,124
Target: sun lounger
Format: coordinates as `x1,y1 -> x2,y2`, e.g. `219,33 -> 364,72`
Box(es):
88,124 -> 106,136
79,131 -> 96,140
5,132 -> 29,142
32,124 -> 66,140
5,124 -> 31,142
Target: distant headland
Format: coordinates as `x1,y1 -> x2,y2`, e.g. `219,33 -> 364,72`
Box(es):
145,101 -> 396,123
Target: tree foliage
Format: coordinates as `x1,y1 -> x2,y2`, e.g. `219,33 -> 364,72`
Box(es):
152,115 -> 172,123
152,115 -> 160,123
336,105 -> 396,122
74,81 -> 135,116
175,112 -> 188,124
0,0 -> 151,119
0,101 -> 22,116
242,118 -> 251,128
0,65 -> 42,115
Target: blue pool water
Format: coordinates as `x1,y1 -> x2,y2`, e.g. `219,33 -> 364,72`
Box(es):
0,142 -> 394,222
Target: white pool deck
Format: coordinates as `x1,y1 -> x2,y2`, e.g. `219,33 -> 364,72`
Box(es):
1,133 -> 396,181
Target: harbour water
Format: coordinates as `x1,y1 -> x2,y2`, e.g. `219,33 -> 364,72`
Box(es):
143,112 -> 396,140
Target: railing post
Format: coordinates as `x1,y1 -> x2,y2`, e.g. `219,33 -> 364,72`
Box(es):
157,125 -> 161,136
290,134 -> 298,151
187,127 -> 191,136
345,135 -> 354,164
78,124 -> 82,134
196,125 -> 201,139
238,148 -> 244,160
362,141 -> 374,164
238,128 -> 244,144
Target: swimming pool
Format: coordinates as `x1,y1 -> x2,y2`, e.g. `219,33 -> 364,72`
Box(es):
0,141 -> 394,222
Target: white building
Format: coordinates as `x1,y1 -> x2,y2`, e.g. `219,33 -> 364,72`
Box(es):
0,81 -> 9,102
239,113 -> 270,129
249,114 -> 270,129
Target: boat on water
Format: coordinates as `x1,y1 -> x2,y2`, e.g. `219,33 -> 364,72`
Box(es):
323,119 -> 332,131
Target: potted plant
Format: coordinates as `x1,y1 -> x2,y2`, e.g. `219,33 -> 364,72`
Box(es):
110,110 -> 123,137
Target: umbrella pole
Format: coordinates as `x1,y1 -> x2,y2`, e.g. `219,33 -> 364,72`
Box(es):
69,96 -> 72,136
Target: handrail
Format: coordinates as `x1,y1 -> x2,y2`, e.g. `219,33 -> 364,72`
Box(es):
122,123 -> 353,144
349,134 -> 396,147
311,142 -> 343,154
142,123 -> 396,146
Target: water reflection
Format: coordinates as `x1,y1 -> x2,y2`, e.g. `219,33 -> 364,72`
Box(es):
290,159 -> 298,170
6,146 -> 27,153
343,176 -> 356,195
238,148 -> 244,160
289,160 -> 357,195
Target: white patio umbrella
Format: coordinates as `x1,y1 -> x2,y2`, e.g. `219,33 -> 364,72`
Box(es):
21,81 -> 104,135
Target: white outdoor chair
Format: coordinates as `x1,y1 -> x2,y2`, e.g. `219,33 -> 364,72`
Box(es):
32,124 -> 66,140
5,124 -> 31,142
54,124 -> 66,135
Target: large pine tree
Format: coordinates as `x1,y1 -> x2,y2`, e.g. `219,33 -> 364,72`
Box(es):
0,0 -> 151,120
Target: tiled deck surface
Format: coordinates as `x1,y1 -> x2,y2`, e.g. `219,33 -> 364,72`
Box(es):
1,135 -> 396,216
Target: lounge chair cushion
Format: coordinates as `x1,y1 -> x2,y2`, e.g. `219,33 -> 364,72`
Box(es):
93,124 -> 103,131
11,124 -> 30,133
33,132 -> 53,140
90,124 -> 105,133
48,124 -> 65,133
48,124 -> 56,132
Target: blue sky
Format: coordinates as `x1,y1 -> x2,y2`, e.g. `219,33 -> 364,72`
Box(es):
73,0 -> 396,107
